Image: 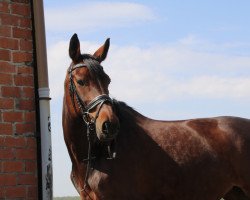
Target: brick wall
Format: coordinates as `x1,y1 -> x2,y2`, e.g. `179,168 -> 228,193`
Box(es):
0,0 -> 38,199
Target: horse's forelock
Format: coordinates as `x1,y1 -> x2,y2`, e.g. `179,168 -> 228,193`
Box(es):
82,54 -> 111,86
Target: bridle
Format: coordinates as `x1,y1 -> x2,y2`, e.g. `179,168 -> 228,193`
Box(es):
68,62 -> 117,195
69,62 -> 114,121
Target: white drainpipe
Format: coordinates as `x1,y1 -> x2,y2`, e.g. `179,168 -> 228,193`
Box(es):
32,0 -> 53,199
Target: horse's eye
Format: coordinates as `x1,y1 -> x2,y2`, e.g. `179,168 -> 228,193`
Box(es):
77,79 -> 86,86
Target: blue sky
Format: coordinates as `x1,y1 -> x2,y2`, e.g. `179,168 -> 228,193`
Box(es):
43,0 -> 250,197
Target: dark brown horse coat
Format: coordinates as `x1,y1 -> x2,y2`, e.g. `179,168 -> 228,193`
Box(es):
63,34 -> 250,200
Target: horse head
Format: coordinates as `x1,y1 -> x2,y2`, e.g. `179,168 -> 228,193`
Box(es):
66,33 -> 119,142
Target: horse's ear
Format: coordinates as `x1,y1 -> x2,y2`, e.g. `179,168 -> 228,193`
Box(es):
93,38 -> 110,63
69,33 -> 81,63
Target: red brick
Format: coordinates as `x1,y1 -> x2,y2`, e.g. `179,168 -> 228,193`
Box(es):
0,123 -> 13,135
0,2 -> 9,13
11,3 -> 30,16
3,161 -> 24,172
20,17 -> 31,28
26,137 -> 36,148
0,148 -> 14,159
0,189 -> 3,198
5,186 -> 26,198
1,86 -> 21,97
25,161 -> 36,172
24,111 -> 35,122
0,174 -> 16,186
18,174 -> 36,185
15,148 -> 36,160
14,75 -> 33,86
0,49 -> 11,61
0,136 -> 6,145
0,61 -> 16,73
12,52 -> 33,63
0,13 -> 21,26
3,111 -> 23,122
0,15 -> 30,28
11,0 -> 30,3
17,66 -> 33,74
20,39 -> 32,51
13,27 -> 32,39
27,186 -> 38,198
4,136 -> 26,147
0,137 -> 5,146
15,123 -> 35,134
22,87 -> 35,98
17,99 -> 35,110
0,98 -> 14,109
0,26 -> 11,37
0,73 -> 12,85
0,37 -> 19,50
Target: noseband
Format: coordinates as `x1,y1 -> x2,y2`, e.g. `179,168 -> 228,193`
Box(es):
68,62 -> 117,192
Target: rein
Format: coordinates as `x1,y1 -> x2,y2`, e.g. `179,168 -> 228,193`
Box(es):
68,62 -> 116,196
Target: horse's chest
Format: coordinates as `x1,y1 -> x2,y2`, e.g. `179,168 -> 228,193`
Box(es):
88,169 -> 137,199
88,170 -> 107,190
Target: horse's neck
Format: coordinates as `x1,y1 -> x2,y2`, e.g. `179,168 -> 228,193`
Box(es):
63,94 -> 90,157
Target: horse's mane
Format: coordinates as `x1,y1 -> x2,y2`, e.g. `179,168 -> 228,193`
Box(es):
113,100 -> 143,123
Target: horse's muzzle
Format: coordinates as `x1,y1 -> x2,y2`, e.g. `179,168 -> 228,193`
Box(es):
101,121 -> 119,141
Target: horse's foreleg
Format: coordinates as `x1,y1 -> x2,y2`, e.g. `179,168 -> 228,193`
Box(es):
80,188 -> 98,200
70,170 -> 81,194
70,165 -> 97,199
223,186 -> 250,200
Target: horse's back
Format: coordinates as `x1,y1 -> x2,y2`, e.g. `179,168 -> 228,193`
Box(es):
149,116 -> 250,162
142,116 -> 250,199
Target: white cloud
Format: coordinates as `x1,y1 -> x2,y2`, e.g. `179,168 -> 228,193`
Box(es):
45,2 -> 156,32
169,76 -> 250,99
47,38 -> 250,104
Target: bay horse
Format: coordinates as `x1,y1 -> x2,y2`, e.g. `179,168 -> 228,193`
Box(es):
62,33 -> 250,200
